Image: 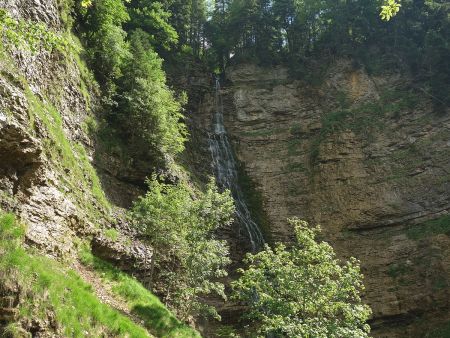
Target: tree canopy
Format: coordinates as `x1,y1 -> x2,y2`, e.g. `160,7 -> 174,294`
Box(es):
204,0 -> 449,107
233,219 -> 372,338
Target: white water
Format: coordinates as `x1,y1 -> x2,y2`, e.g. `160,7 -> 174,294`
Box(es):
208,79 -> 265,251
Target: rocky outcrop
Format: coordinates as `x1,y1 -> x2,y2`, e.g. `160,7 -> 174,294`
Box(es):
92,213 -> 154,278
196,61 -> 450,337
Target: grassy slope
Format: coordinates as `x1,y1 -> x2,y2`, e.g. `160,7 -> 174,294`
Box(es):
79,244 -> 200,338
0,212 -> 149,337
0,212 -> 199,337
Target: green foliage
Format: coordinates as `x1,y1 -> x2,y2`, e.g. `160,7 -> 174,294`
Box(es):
72,1 -> 189,164
23,85 -> 109,213
79,244 -> 200,337
0,8 -> 67,52
126,1 -> 179,51
117,29 -> 187,158
380,88 -> 420,115
205,0 -> 449,107
387,262 -> 413,278
289,123 -> 302,137
380,0 -> 401,21
77,0 -> 131,86
308,87 -> 420,166
132,177 -> 234,320
283,162 -> 307,173
233,219 -> 372,338
428,321 -> 450,338
0,212 -> 150,338
104,228 -> 120,241
406,215 -> 450,240
236,163 -> 273,243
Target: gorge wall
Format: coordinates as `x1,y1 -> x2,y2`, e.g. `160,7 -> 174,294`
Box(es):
196,62 -> 450,337
0,2 -> 164,335
1,1 -> 450,337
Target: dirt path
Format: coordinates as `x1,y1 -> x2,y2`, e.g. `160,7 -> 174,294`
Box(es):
74,262 -> 152,337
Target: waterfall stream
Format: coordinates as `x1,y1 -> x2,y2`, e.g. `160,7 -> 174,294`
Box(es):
208,79 -> 265,251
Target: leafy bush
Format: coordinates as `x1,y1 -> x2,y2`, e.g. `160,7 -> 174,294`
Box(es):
0,8 -> 67,52
233,218 -> 372,338
77,0 -> 130,87
406,215 -> 450,240
126,1 -> 179,51
132,177 -> 234,320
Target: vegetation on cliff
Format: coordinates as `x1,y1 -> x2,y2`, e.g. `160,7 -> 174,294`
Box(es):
0,212 -> 151,337
2,0 -> 448,336
132,177 -> 234,321
233,219 -> 371,338
206,0 -> 449,108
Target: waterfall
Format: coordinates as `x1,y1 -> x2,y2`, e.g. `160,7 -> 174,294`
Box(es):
208,79 -> 265,251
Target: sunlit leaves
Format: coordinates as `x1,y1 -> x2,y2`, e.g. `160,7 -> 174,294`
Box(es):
0,9 -> 67,53
132,176 -> 234,320
80,0 -> 93,8
118,29 -> 187,156
233,219 -> 372,337
380,0 -> 401,21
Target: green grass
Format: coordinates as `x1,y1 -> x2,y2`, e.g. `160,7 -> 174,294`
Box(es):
406,215 -> 450,240
287,138 -> 303,156
283,162 -> 307,173
23,84 -> 109,215
427,321 -> 450,338
79,245 -> 200,338
104,228 -> 120,241
336,90 -> 351,109
0,212 -> 150,338
387,262 -> 412,278
289,123 -> 303,137
380,88 -> 420,116
1,39 -> 109,221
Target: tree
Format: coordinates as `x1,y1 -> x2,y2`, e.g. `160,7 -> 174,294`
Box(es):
132,176 -> 235,320
233,219 -> 372,338
126,0 -> 179,51
78,0 -> 130,87
380,0 -> 401,21
117,29 -> 187,159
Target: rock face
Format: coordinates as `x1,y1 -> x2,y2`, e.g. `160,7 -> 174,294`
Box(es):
0,1 -> 156,329
196,61 -> 450,337
2,0 -> 449,336
0,3 -> 98,257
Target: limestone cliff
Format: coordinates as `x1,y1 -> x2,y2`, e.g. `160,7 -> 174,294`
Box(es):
196,61 -> 450,337
1,1 -> 450,337
0,1 -> 161,335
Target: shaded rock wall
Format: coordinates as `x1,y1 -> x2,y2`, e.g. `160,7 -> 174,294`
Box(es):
0,0 -> 154,271
195,61 -> 450,337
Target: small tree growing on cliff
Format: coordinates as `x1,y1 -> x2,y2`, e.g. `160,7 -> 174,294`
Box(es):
132,176 -> 234,320
232,218 -> 372,338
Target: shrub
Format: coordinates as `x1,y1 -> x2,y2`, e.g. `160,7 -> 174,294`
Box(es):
132,177 -> 234,320
233,218 -> 372,338
77,0 -> 130,86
